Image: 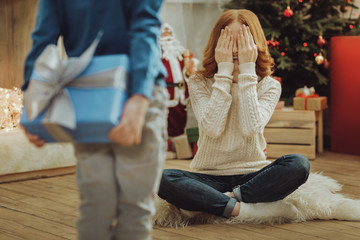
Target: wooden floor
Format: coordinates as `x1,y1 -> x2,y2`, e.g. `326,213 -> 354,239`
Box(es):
0,151 -> 359,240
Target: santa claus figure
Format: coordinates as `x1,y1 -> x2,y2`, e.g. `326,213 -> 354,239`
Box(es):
159,23 -> 198,149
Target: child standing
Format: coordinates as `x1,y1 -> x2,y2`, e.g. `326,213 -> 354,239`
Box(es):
23,1 -> 167,239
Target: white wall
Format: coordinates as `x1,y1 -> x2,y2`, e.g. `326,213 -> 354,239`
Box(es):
346,0 -> 360,18
160,0 -> 225,63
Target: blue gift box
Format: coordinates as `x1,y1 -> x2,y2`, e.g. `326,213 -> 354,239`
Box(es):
21,54 -> 130,143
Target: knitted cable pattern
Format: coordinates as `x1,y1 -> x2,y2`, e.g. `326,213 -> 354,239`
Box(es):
188,64 -> 281,175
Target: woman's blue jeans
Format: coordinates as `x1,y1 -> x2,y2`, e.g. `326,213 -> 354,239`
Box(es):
158,154 -> 310,218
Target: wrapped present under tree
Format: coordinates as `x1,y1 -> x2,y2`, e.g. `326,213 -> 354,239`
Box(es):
293,96 -> 327,111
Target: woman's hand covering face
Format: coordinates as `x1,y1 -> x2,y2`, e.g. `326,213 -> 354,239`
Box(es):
215,26 -> 234,64
215,24 -> 258,65
237,24 -> 258,65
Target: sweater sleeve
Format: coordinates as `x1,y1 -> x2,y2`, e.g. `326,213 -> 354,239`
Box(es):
188,63 -> 233,138
22,0 -> 61,90
125,0 -> 165,100
236,63 -> 281,136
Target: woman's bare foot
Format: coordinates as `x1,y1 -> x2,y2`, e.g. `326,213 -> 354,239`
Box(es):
224,192 -> 235,198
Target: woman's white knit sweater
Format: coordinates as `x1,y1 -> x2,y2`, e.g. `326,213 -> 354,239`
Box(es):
188,62 -> 281,175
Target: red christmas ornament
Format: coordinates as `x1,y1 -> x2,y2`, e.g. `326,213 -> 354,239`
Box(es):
349,25 -> 354,29
317,36 -> 327,48
323,59 -> 330,69
303,42 -> 308,47
267,40 -> 274,48
281,52 -> 285,56
267,40 -> 279,49
274,41 -> 280,49
283,6 -> 294,18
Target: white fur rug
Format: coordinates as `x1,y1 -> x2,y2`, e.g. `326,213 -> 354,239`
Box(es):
0,128 -> 76,175
153,173 -> 360,227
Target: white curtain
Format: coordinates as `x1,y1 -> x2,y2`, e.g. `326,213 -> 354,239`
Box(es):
160,0 -> 229,64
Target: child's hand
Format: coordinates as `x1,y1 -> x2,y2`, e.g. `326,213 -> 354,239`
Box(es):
108,94 -> 150,146
237,25 -> 258,65
215,26 -> 234,64
21,126 -> 45,147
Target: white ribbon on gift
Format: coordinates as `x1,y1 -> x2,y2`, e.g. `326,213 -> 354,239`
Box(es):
24,31 -> 128,133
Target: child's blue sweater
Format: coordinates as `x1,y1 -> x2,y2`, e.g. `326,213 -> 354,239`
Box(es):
23,0 -> 166,99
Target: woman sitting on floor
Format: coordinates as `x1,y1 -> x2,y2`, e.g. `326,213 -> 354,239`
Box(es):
158,9 -> 310,220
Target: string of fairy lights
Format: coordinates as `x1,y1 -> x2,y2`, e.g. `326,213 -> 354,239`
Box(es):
0,87 -> 23,130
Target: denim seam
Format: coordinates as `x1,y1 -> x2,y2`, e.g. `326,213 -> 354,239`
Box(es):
223,197 -> 237,218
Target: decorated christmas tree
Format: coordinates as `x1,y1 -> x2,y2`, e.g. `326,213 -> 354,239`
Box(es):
224,0 -> 360,101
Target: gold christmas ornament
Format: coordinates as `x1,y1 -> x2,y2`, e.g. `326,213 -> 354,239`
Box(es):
315,54 -> 325,65
340,5 -> 349,13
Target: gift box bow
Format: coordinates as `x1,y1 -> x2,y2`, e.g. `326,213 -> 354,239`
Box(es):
24,31 -> 129,130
